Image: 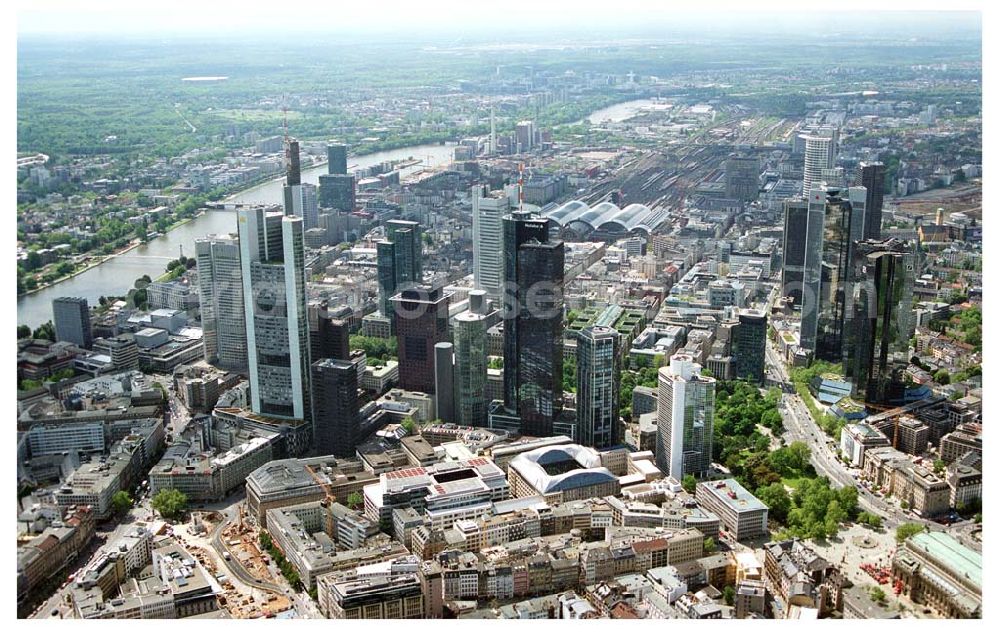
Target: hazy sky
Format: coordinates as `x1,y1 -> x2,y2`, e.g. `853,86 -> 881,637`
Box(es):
16,0 -> 982,37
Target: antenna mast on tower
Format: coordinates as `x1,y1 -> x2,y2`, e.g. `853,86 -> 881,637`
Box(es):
518,163 -> 524,212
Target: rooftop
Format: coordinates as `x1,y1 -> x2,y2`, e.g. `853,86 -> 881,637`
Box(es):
698,479 -> 768,513
908,531 -> 981,589
509,444 -> 618,495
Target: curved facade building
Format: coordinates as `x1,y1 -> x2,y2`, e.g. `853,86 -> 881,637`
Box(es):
545,200 -> 669,238
507,444 -> 620,503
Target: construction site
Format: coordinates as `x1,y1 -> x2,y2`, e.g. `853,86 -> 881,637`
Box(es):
176,508 -> 293,619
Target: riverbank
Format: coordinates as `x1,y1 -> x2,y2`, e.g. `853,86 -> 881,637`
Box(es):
17,214 -> 201,301
223,138 -> 455,203
17,239 -> 143,301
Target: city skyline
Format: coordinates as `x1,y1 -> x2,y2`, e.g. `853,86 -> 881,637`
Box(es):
12,3 -> 987,623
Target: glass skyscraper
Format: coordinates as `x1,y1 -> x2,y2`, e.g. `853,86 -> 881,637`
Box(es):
856,161 -> 886,240
238,208 -> 311,420
734,309 -> 767,384
575,325 -> 620,449
392,285 -> 450,395
454,310 -> 488,427
377,219 -> 422,321
311,357 -> 361,457
502,212 -> 565,437
327,143 -> 348,175
656,354 -> 716,480
845,238 -> 916,405
52,296 -> 92,350
815,186 -> 867,362
196,235 -> 247,371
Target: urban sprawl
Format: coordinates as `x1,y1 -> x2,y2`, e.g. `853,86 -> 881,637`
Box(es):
16,29 -> 983,621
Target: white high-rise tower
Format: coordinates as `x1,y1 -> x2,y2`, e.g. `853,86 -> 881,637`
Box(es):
238,208 -> 311,421
801,131 -> 837,196
656,354 -> 716,480
471,184 -> 508,299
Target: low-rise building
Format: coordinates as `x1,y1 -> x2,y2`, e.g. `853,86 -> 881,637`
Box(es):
871,414 -> 930,456
16,506 -> 95,605
150,435 -> 275,502
946,451 -> 982,510
507,444 -> 621,504
892,531 -> 981,618
840,422 -> 890,467
363,457 -> 508,528
862,448 -> 950,518
763,538 -> 842,618
54,421 -> 164,518
695,479 -> 769,541
318,571 -> 424,619
245,455 -> 378,524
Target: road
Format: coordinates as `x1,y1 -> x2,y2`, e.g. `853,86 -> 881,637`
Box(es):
765,340 -> 943,531
207,504 -> 322,617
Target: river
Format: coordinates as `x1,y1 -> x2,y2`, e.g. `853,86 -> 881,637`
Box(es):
18,142 -> 457,328
18,98 -> 648,328
584,99 -> 658,124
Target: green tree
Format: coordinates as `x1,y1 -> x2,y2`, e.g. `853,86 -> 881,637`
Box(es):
259,531 -> 274,551
32,321 -> 56,341
346,492 -> 364,510
722,585 -> 736,606
703,537 -> 716,553
562,355 -> 577,394
350,335 -> 398,362
933,459 -> 946,475
756,482 -> 791,525
151,488 -> 188,520
25,251 -> 43,271
682,474 -> 698,493
933,369 -> 951,385
869,587 -> 887,605
17,324 -> 31,339
111,490 -> 134,517
401,416 -> 416,434
856,511 -> 883,530
896,522 -> 925,544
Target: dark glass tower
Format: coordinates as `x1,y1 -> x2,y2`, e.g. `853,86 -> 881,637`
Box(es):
318,174 -> 356,212
393,285 -> 450,394
781,199 -> 810,306
502,212 -> 564,437
845,239 -> 915,405
327,143 -> 348,175
377,219 -> 422,321
575,326 -> 620,448
311,358 -> 361,457
724,155 -> 760,202
308,301 -> 350,362
855,162 -> 886,240
52,297 -> 92,349
285,138 -> 301,186
814,187 -> 866,362
734,309 -> 767,384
